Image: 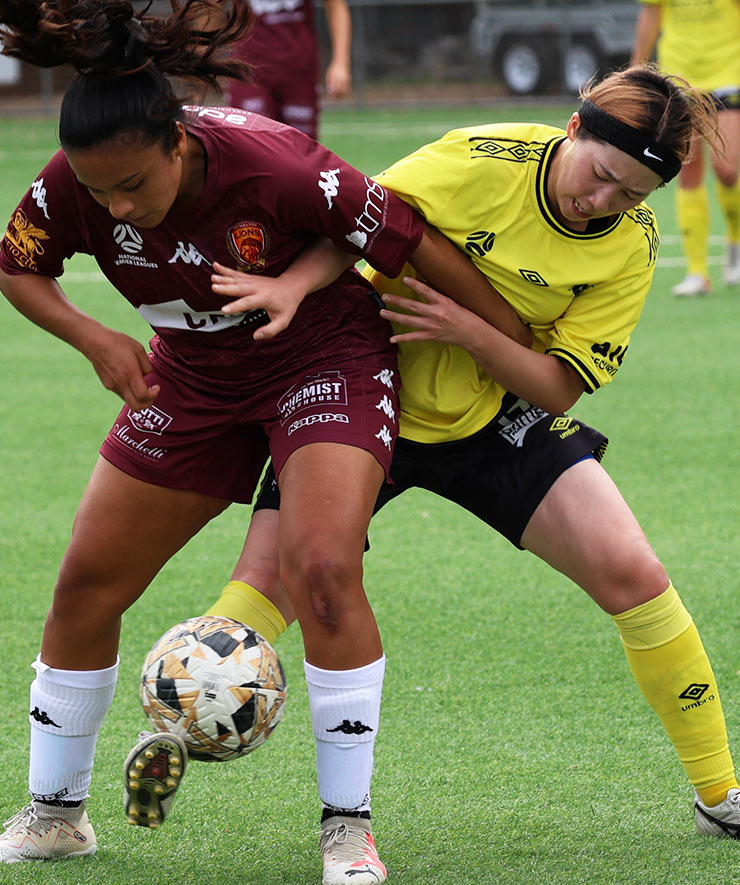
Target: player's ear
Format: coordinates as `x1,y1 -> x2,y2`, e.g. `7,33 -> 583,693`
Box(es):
173,122 -> 188,158
566,112 -> 581,141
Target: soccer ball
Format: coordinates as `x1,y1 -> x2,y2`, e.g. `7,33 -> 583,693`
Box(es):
140,615 -> 287,762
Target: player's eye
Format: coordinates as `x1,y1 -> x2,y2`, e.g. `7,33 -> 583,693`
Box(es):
124,180 -> 143,192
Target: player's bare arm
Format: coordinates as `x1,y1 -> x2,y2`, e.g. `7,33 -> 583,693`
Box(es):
382,276 -> 585,415
630,5 -> 662,65
0,267 -> 159,410
409,222 -> 532,348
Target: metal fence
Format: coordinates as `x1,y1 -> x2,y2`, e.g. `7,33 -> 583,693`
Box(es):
0,0 -> 639,114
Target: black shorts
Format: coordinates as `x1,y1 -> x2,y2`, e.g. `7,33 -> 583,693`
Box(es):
255,399 -> 608,548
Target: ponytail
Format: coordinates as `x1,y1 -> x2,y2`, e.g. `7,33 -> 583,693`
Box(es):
0,1 -> 252,150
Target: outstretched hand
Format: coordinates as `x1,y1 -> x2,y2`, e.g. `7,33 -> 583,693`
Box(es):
211,262 -> 304,340
379,276 -> 486,348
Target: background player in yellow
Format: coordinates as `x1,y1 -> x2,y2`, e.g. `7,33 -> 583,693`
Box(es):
141,66 -> 740,881
632,0 -> 740,296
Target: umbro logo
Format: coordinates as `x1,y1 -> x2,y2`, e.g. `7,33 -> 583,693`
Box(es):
29,706 -> 61,727
679,684 -> 709,701
326,719 -> 374,735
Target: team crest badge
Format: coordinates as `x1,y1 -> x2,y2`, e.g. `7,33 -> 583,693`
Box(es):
227,221 -> 269,270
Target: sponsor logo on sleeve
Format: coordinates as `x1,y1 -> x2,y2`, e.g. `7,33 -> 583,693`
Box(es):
32,178 -> 50,219
590,340 -> 627,375
318,168 -> 341,209
345,177 -> 387,252
227,221 -> 269,271
4,209 -> 49,271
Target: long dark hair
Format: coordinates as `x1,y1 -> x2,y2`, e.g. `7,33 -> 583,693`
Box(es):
0,1 -> 252,150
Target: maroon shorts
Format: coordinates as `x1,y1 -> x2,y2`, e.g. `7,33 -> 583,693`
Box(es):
100,355 -> 400,504
224,77 -> 319,139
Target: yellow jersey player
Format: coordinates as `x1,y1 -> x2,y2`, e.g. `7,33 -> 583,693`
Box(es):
138,66 -> 739,884
632,0 -> 740,296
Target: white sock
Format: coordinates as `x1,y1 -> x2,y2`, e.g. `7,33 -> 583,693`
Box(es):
305,656 -> 385,812
28,656 -> 119,803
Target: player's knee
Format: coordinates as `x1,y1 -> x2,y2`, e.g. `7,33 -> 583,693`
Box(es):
283,551 -> 359,629
594,545 -> 669,611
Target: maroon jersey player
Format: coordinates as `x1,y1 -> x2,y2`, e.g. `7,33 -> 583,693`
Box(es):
224,0 -> 351,138
0,1 -> 525,881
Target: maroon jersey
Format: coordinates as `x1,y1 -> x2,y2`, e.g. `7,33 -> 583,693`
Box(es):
0,107 -> 424,396
235,0 -> 319,86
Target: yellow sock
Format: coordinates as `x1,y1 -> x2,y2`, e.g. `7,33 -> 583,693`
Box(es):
612,584 -> 738,805
676,186 -> 710,277
205,580 -> 287,645
716,180 -> 740,242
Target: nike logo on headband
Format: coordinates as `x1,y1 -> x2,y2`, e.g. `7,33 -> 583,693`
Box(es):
643,147 -> 662,161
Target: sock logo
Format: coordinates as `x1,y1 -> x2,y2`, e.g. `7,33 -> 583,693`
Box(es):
679,684 -> 709,701
679,683 -> 715,711
327,719 -> 374,736
29,706 -> 61,727
31,788 -> 69,802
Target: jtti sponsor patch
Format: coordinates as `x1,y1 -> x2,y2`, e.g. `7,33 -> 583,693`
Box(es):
278,371 -> 347,425
128,405 -> 173,435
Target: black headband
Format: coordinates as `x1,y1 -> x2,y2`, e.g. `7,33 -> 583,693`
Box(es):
578,100 -> 682,182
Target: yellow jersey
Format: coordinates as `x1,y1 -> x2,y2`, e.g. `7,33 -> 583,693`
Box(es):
366,122 -> 659,444
639,0 -> 740,91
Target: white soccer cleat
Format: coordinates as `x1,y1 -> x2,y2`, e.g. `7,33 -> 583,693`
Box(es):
123,731 -> 188,828
695,788 -> 740,838
671,274 -> 712,297
723,243 -> 740,286
0,802 -> 96,863
320,815 -> 387,884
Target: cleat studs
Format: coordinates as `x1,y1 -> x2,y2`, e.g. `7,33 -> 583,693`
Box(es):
135,760 -> 146,770
169,755 -> 181,765
129,781 -> 140,790
129,769 -> 140,779
154,785 -> 165,794
144,750 -> 155,759
170,767 -> 181,777
166,777 -> 177,788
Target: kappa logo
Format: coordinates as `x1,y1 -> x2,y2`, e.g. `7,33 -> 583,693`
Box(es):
327,719 -> 374,735
30,707 -> 61,727
227,220 -> 269,271
168,241 -> 211,266
113,223 -> 144,254
32,177 -> 50,219
287,412 -> 349,436
318,168 -> 341,209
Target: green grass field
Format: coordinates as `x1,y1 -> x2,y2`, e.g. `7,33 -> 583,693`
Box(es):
0,104 -> 739,884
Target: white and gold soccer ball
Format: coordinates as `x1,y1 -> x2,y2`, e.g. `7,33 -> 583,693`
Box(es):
140,615 -> 287,762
